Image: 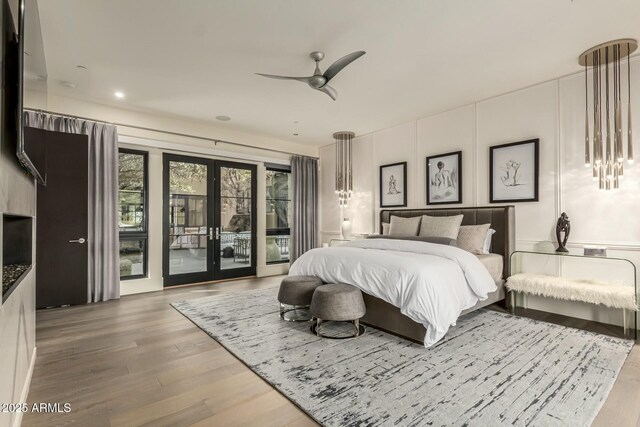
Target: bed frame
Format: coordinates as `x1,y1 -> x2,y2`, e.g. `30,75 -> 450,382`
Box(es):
360,206 -> 516,344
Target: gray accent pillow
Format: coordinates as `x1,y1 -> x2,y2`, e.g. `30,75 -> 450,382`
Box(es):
419,214 -> 464,240
389,216 -> 422,236
457,223 -> 491,254
367,235 -> 457,246
381,222 -> 390,235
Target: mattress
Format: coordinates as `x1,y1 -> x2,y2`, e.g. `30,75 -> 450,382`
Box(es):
476,253 -> 503,282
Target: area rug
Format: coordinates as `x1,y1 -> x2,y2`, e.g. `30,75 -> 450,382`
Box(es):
172,287 -> 633,427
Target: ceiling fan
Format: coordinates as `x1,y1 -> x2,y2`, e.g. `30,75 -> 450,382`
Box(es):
256,51 -> 366,101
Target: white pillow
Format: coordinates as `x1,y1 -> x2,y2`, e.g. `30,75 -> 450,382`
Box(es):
389,216 -> 422,236
419,215 -> 464,241
381,222 -> 390,235
483,228 -> 496,254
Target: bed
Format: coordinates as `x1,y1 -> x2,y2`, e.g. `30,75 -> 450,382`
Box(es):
365,206 -> 514,344
290,206 -> 515,346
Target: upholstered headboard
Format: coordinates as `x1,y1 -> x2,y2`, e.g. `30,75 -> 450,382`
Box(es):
380,206 -> 516,278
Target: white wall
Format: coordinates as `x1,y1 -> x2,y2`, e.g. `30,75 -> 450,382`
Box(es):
417,105 -> 477,208
47,94 -> 317,295
319,59 -> 640,329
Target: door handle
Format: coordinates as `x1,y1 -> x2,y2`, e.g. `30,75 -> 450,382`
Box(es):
69,238 -> 86,244
215,227 -> 220,240
209,227 -> 214,241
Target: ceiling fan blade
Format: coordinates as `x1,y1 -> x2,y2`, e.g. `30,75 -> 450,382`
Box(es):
316,84 -> 337,101
322,51 -> 366,83
255,73 -> 312,83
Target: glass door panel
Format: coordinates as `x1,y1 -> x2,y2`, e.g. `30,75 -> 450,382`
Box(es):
163,154 -> 214,286
214,161 -> 257,279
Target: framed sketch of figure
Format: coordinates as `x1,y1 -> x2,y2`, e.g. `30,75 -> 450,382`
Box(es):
426,151 -> 462,205
490,138 -> 539,203
379,162 -> 407,207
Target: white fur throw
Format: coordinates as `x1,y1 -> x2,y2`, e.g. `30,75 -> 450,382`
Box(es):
507,273 -> 637,311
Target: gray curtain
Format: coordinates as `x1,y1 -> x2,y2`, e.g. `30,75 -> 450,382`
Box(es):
291,155 -> 318,263
24,111 -> 120,302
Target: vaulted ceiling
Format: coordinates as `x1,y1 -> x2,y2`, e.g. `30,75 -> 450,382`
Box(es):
38,0 -> 640,146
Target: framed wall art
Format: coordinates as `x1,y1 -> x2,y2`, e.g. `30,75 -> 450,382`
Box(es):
379,162 -> 407,207
426,151 -> 462,205
489,138 -> 539,203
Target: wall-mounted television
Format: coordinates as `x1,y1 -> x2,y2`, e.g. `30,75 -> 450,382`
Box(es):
12,0 -> 47,185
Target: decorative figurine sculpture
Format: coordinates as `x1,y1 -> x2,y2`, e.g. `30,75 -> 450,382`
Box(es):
555,212 -> 570,253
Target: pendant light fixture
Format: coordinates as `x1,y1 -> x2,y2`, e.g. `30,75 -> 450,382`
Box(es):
579,39 -> 637,190
333,131 -> 354,206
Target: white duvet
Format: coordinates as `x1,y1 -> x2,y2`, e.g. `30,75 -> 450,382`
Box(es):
289,239 -> 496,347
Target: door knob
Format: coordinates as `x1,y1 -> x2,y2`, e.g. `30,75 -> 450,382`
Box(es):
69,238 -> 86,244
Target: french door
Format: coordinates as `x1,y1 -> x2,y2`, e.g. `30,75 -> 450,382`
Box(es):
213,161 -> 257,280
163,154 -> 257,286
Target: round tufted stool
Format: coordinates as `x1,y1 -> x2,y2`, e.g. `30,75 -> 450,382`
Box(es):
310,283 -> 366,338
277,275 -> 323,322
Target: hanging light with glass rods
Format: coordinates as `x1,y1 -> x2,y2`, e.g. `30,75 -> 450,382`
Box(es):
580,39 -> 637,190
333,131 -> 354,206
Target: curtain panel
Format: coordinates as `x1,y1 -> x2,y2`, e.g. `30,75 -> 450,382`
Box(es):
24,111 -> 120,302
290,155 -> 318,263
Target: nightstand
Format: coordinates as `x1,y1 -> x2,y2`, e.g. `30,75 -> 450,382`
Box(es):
328,234 -> 367,247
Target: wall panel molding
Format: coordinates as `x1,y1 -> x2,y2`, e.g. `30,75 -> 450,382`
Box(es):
317,61 -> 640,329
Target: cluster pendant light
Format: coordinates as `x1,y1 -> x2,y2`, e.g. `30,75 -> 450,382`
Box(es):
580,39 -> 637,190
333,131 -> 354,206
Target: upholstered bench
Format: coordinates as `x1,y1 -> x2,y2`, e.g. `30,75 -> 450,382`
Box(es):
278,275 -> 323,322
310,283 -> 366,338
507,272 -> 638,336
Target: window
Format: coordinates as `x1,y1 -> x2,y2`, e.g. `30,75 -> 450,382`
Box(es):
265,165 -> 291,264
119,149 -> 148,279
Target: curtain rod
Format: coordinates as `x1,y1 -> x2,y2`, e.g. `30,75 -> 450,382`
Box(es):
24,108 -> 319,159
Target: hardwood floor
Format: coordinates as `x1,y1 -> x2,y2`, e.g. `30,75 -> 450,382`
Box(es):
24,276 -> 316,427
25,276 -> 640,426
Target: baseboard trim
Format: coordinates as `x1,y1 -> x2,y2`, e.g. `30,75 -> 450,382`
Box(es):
12,346 -> 36,427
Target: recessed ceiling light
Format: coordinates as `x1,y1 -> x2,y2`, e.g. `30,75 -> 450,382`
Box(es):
114,91 -> 125,99
215,115 -> 231,121
60,81 -> 75,88
293,120 -> 299,124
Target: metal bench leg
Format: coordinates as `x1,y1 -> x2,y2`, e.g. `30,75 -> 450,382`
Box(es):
509,291 -> 516,315
623,309 -> 629,338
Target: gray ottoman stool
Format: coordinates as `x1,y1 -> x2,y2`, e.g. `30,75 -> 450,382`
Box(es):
278,275 -> 323,322
310,283 -> 366,338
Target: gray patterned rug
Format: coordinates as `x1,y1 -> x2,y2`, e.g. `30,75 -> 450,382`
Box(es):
172,287 -> 633,427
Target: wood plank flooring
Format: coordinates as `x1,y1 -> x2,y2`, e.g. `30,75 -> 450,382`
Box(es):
24,276 -> 640,426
